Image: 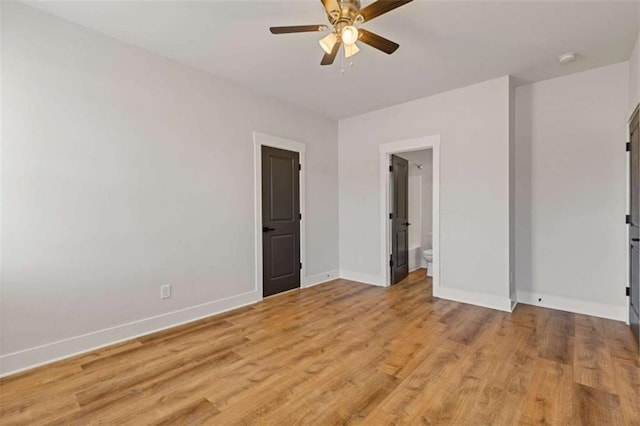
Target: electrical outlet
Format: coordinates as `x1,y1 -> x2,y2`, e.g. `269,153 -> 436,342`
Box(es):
161,284 -> 171,300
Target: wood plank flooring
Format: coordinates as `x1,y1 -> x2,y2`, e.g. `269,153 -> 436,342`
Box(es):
1,270 -> 638,425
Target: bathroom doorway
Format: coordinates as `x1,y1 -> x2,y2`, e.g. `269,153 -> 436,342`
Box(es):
390,149 -> 435,284
379,135 -> 440,290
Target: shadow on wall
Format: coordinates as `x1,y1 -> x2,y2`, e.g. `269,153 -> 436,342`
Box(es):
515,85 -> 533,294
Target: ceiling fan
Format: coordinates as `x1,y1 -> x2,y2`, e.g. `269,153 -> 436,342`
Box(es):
269,0 -> 413,66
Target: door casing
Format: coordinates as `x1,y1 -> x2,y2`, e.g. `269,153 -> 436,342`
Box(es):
380,135 -> 441,290
253,132 -> 306,299
628,106 -> 640,348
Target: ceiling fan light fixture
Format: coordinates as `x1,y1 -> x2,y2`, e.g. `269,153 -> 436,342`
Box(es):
319,32 -> 338,54
341,25 -> 359,45
344,42 -> 360,58
270,0 -> 414,66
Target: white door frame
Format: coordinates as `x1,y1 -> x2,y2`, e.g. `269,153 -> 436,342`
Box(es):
380,135 -> 440,291
253,132 -> 306,299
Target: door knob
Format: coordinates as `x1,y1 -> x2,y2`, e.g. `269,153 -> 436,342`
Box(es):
404,222 -> 411,226
263,227 -> 276,232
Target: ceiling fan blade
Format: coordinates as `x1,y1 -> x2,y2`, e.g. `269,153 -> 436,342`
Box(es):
270,25 -> 326,34
359,0 -> 413,23
320,0 -> 340,14
358,29 -> 399,54
321,41 -> 342,65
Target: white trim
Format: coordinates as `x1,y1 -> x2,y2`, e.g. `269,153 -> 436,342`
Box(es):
517,291 -> 626,322
253,132 -> 306,299
625,118 -> 631,325
339,269 -> 386,287
0,290 -> 259,378
380,135 -> 441,294
433,285 -> 513,312
303,270 -> 339,288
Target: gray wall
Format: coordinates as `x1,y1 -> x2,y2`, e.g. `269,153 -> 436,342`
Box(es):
1,3 -> 339,373
514,62 -> 628,319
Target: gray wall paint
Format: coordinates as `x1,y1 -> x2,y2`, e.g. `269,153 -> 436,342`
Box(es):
1,2 -> 338,357
515,63 -> 628,311
629,31 -> 640,114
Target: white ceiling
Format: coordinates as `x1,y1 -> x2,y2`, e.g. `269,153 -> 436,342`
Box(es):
26,0 -> 639,119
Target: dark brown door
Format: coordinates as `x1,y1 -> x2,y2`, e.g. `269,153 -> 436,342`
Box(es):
391,154 -> 410,284
629,107 -> 640,347
262,146 -> 301,297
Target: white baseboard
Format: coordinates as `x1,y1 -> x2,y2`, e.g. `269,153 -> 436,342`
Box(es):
339,269 -> 386,287
12,274 -> 623,378
303,270 -> 339,288
0,290 -> 260,378
433,285 -> 513,312
516,291 -> 626,322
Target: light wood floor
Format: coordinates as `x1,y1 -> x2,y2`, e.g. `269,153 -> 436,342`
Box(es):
1,270 -> 638,425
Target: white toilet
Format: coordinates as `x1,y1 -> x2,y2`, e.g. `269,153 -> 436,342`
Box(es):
423,249 -> 434,277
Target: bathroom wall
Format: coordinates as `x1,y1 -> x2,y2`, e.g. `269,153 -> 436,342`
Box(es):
398,150 -> 434,258
407,174 -> 422,270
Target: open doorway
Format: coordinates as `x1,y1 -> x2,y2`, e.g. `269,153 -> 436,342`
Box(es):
380,136 -> 440,291
391,149 -> 434,283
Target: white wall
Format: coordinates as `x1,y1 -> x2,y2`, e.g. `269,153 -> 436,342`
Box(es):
515,63 -> 629,320
630,33 -> 640,115
407,175 -> 422,250
509,77 -> 516,303
0,3 -> 339,375
339,76 -> 512,310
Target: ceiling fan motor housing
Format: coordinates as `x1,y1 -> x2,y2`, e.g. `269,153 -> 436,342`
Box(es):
327,0 -> 362,25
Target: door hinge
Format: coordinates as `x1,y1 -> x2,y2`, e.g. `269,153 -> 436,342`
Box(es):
627,142 -> 631,152
389,165 -> 393,172
298,164 -> 302,171
626,214 -> 631,224
627,287 -> 631,297
389,213 -> 393,219
389,255 -> 394,267
299,262 -> 302,270
299,213 -> 302,220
